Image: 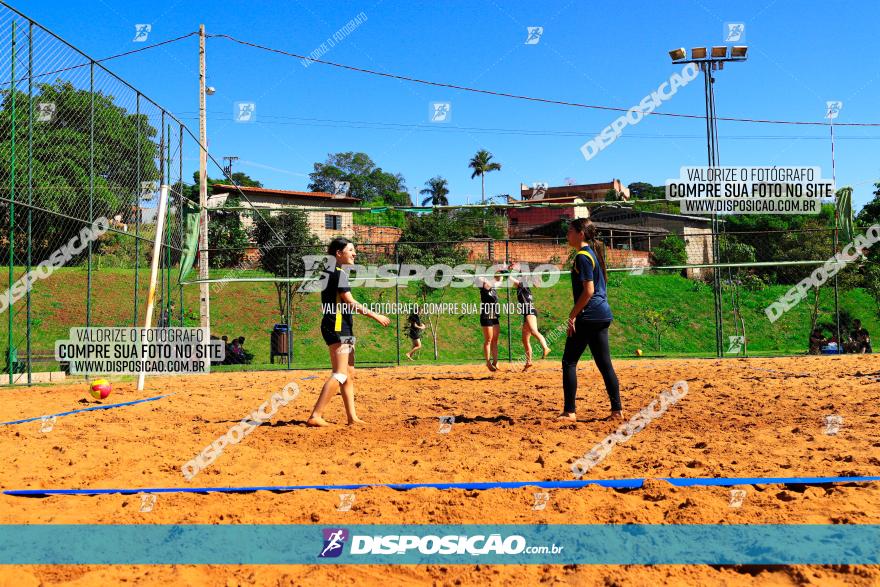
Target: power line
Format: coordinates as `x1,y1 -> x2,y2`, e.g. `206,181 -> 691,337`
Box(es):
0,31 -> 198,87
174,112 -> 880,139
209,32 -> 880,128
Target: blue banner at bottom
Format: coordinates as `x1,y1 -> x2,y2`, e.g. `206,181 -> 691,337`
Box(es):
0,525 -> 877,565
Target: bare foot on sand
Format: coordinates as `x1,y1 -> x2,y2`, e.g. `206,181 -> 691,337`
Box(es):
486,361 -> 497,372
557,412 -> 577,421
307,416 -> 331,427
610,410 -> 625,421
523,362 -> 533,372
347,417 -> 366,425
541,346 -> 551,359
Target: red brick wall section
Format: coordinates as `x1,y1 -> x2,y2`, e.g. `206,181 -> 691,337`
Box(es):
352,225 -> 403,244
461,241 -> 649,269
509,207 -> 575,235
243,224 -> 653,271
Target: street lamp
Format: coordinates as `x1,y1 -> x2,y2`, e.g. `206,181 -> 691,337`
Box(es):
668,43 -> 748,358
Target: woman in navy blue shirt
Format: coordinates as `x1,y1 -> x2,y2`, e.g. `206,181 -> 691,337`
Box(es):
560,218 -> 622,421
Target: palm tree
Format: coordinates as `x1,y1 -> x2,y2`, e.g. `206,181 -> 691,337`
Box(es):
419,176 -> 450,207
468,149 -> 502,204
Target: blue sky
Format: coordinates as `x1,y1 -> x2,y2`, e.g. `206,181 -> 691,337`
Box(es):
17,0 -> 880,211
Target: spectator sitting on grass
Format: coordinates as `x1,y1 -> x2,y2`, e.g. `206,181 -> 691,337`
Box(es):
229,336 -> 245,364
850,320 -> 872,354
221,336 -> 231,364
809,327 -> 826,355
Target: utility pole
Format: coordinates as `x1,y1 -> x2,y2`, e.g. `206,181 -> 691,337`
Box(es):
223,155 -> 239,180
198,24 -> 211,332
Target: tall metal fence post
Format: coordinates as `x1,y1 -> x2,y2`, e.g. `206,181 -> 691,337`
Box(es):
158,117 -> 165,321
713,220 -> 723,358
505,239 -> 511,362
833,222 -> 841,348
165,122 -> 172,322
134,93 -> 141,326
286,251 -> 292,369
8,21 -> 16,385
26,21 -> 33,384
395,245 -> 400,366
178,124 -> 184,326
87,60 -> 94,334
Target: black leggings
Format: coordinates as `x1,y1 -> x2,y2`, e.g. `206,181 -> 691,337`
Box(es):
562,318 -> 621,413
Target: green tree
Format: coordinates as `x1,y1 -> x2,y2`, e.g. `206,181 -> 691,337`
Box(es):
252,209 -> 321,320
397,212 -> 470,359
719,237 -> 756,264
208,192 -> 250,268
644,308 -> 685,351
419,176 -> 450,207
184,171 -> 263,269
352,195 -> 406,229
864,265 -> 880,318
0,81 -> 159,261
308,151 -> 409,205
468,149 -> 502,204
453,207 -> 506,240
627,182 -> 665,200
651,234 -> 688,267
855,182 -> 880,225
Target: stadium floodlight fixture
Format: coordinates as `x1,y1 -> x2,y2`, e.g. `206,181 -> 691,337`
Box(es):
669,47 -> 686,61
691,47 -> 708,59
711,46 -> 728,58
730,45 -> 748,58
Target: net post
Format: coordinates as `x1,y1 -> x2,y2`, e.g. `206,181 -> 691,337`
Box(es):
137,185 -> 170,391
505,239 -> 511,363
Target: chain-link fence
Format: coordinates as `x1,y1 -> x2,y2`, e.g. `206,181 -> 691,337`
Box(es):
0,4 -> 193,383
1,3 -> 874,383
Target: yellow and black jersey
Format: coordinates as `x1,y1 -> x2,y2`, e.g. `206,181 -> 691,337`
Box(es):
320,267 -> 353,335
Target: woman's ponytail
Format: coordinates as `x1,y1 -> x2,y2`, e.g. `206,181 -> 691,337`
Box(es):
571,218 -> 607,282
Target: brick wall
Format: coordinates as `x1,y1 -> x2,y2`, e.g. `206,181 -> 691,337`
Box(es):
461,240 -> 650,269
353,225 -> 403,244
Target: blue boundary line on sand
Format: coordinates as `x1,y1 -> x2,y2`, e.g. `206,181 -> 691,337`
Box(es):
5,475 -> 879,496
0,394 -> 173,426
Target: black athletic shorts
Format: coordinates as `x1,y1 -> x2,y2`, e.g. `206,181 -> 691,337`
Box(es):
480,317 -> 500,327
321,324 -> 353,346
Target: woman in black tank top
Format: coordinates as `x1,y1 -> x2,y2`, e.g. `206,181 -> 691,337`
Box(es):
477,272 -> 502,371
510,264 -> 551,371
307,238 -> 391,428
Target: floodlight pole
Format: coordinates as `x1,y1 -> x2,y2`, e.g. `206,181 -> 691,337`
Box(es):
701,61 -> 724,359
670,50 -> 746,357
198,25 -> 211,333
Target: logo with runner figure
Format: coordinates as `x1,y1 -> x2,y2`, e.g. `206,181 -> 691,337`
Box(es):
319,528 -> 349,558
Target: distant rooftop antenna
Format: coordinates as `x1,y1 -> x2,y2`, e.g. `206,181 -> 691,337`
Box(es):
223,156 -> 239,180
